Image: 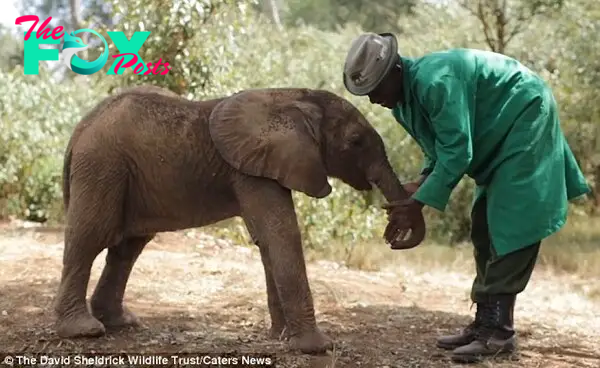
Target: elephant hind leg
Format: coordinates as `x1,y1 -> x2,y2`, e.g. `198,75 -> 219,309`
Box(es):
54,228 -> 108,338
90,234 -> 154,329
243,219 -> 287,339
54,159 -> 128,338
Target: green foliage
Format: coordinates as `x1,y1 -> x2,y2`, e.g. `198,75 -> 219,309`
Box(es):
0,69 -> 107,222
456,0 -> 564,54
292,184 -> 389,250
1,0 -> 597,255
0,26 -> 24,72
280,0 -> 417,33
94,0 -> 259,98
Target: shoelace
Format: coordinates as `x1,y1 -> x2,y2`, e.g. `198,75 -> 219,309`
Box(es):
464,302 -> 484,333
474,301 -> 501,341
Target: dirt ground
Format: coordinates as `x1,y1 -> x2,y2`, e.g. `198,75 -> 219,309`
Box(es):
0,223 -> 599,368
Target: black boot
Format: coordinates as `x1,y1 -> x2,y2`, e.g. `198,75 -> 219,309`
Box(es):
451,294 -> 517,364
436,303 -> 484,350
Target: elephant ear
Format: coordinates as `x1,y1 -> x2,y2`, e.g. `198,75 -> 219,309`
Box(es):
209,89 -> 332,198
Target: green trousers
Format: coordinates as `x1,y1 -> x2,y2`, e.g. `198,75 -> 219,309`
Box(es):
470,195 -> 541,303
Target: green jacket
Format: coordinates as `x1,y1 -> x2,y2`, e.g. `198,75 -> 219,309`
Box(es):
392,48 -> 590,255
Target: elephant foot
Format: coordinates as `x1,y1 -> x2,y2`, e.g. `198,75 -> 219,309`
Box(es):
91,305 -> 141,328
56,310 -> 106,338
268,324 -> 289,340
288,328 -> 333,355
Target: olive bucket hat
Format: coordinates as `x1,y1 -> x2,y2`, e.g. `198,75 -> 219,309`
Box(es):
343,32 -> 399,96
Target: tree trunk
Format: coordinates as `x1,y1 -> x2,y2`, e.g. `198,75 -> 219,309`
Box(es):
267,0 -> 283,30
69,0 -> 87,60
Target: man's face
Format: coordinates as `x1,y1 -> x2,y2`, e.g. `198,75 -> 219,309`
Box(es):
366,68 -> 403,109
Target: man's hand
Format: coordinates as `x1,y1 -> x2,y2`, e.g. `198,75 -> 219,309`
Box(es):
402,181 -> 420,197
383,198 -> 425,240
381,179 -> 427,249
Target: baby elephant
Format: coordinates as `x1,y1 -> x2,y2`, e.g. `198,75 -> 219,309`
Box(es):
54,85 -> 424,354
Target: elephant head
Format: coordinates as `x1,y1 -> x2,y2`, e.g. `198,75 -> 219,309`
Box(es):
208,88 -> 425,248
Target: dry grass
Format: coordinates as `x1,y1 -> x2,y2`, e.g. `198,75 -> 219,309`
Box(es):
308,216 -> 600,299
0,221 -> 599,368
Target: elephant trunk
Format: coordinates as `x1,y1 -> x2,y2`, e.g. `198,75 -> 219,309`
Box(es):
368,160 -> 426,249
369,160 -> 410,203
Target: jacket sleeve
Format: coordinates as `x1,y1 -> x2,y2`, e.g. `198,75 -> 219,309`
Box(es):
420,154 -> 435,176
412,75 -> 474,211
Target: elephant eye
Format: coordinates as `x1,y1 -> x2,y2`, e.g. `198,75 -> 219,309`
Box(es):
349,134 -> 364,148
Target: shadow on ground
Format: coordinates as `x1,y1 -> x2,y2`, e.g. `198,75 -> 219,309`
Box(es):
1,280 -> 599,368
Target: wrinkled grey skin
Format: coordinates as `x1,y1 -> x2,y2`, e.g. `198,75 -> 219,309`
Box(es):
54,85 -> 422,354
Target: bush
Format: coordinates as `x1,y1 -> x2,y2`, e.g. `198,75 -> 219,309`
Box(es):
0,69 -> 107,222
1,0 -> 594,254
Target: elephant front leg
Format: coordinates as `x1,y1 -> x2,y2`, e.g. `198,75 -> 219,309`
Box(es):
259,246 -> 289,339
235,177 -> 332,354
244,220 -> 287,339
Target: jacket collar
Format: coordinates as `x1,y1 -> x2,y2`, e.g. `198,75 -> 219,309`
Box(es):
397,55 -> 417,107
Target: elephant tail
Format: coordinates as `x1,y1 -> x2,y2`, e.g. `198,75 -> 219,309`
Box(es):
62,134 -> 75,211
62,122 -> 88,211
